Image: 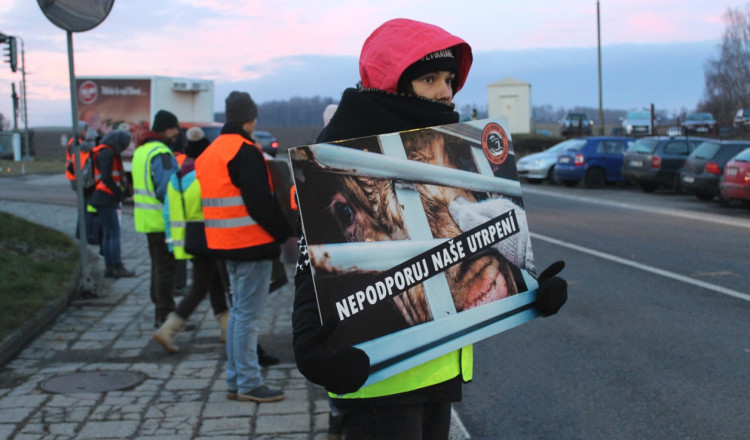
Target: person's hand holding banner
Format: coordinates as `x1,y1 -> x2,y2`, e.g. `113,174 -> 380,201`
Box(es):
534,260 -> 568,316
294,317 -> 371,394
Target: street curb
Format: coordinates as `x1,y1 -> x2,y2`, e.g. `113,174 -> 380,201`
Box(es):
0,263 -> 81,366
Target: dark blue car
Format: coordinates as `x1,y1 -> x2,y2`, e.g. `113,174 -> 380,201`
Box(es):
554,136 -> 635,188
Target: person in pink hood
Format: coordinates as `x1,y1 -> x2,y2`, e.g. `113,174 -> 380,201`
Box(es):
293,18 -> 567,440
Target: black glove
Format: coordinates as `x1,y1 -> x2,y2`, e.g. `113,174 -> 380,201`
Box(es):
294,317 -> 370,395
535,260 -> 568,317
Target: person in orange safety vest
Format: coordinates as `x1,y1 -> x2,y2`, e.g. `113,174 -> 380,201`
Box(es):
88,130 -> 136,279
195,91 -> 293,403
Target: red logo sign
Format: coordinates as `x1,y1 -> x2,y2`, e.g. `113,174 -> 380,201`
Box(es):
481,122 -> 509,165
78,80 -> 98,105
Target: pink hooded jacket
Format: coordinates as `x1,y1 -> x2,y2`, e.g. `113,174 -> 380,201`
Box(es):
359,18 -> 473,95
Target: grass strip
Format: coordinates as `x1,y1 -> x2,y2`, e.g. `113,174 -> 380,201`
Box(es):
0,211 -> 79,341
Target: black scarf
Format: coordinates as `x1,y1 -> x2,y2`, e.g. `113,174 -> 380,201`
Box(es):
317,87 -> 460,143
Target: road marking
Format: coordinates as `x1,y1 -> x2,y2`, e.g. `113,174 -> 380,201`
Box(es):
450,407 -> 471,439
532,232 -> 750,302
521,187 -> 750,230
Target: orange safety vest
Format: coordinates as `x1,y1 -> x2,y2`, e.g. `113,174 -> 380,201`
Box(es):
91,144 -> 124,195
65,137 -> 89,181
290,185 -> 298,211
195,133 -> 276,251
175,152 -> 187,168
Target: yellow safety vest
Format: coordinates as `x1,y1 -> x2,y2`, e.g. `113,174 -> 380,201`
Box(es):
132,140 -> 173,233
165,170 -> 203,260
332,346 -> 473,399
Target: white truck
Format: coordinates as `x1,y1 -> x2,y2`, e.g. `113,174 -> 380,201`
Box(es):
75,75 -> 217,171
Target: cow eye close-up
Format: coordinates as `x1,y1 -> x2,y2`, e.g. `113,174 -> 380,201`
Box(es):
332,200 -> 355,228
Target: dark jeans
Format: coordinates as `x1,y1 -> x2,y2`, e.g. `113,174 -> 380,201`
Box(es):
97,207 -> 121,267
174,259 -> 187,290
175,256 -> 229,319
338,402 -> 451,440
146,232 -> 176,322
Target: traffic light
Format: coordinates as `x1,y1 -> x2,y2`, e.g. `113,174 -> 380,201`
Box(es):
3,36 -> 17,73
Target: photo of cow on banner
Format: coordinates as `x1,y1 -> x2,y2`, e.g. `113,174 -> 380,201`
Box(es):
291,118 -> 541,386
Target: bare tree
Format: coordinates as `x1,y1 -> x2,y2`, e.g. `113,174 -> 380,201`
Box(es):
698,5 -> 750,124
0,112 -> 9,131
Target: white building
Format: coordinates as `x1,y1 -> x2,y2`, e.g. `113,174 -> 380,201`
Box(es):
487,77 -> 532,135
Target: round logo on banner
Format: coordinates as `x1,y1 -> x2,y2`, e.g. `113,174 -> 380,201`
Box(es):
481,122 -> 509,165
79,80 -> 98,105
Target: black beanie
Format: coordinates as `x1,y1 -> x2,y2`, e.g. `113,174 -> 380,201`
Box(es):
152,110 -> 179,133
225,91 -> 258,124
397,47 -> 459,94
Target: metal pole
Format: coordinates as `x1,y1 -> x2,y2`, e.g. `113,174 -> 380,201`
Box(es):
19,37 -> 30,160
597,0 -> 605,135
67,30 -> 92,294
650,103 -> 655,135
11,83 -> 18,131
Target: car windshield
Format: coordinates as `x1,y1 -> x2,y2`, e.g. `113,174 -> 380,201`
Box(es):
691,142 -> 720,159
201,126 -> 221,141
629,138 -> 659,154
731,148 -> 750,162
686,113 -> 713,121
561,139 -> 588,151
567,114 -> 587,121
626,111 -> 650,120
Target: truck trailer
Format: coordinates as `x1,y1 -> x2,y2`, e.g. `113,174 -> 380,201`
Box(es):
75,75 -> 217,171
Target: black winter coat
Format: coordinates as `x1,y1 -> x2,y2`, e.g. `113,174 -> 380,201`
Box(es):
293,87 -> 463,405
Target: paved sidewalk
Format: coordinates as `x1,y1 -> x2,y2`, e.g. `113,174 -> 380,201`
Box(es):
0,198 -> 470,440
0,200 -> 332,440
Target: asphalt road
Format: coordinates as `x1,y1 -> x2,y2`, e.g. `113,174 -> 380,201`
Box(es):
456,183 -> 750,440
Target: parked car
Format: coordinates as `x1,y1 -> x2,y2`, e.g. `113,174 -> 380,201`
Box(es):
734,108 -> 750,132
621,111 -> 654,136
177,124 -> 279,157
516,139 -> 581,184
554,136 -> 634,188
681,112 -> 716,135
680,140 -> 750,200
253,130 -> 280,157
719,148 -> 750,207
621,135 -> 709,193
560,112 -> 593,136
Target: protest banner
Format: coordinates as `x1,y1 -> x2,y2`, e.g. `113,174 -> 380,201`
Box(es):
290,118 -> 542,387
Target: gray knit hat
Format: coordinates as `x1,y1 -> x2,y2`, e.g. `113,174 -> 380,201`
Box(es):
225,91 -> 258,124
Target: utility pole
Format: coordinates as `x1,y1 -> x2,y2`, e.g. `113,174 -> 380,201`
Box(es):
18,36 -> 30,159
1,32 -> 30,159
597,0 -> 605,135
11,83 -> 18,130
38,0 -> 116,297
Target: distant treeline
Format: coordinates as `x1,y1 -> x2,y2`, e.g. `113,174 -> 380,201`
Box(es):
532,105 -> 680,125
215,96 -> 339,127
212,96 -> 676,128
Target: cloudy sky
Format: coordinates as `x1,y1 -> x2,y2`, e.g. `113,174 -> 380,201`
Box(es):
0,0 -> 743,126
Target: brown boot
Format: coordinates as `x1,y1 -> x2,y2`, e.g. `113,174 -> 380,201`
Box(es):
153,313 -> 186,353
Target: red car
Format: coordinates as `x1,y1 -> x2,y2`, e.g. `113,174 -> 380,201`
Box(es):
720,148 -> 750,207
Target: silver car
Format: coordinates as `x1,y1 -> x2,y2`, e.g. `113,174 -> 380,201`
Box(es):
621,110 -> 655,136
516,139 -> 586,183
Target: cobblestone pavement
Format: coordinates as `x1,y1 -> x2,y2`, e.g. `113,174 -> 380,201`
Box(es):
0,199 -> 333,440
0,194 -> 469,440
